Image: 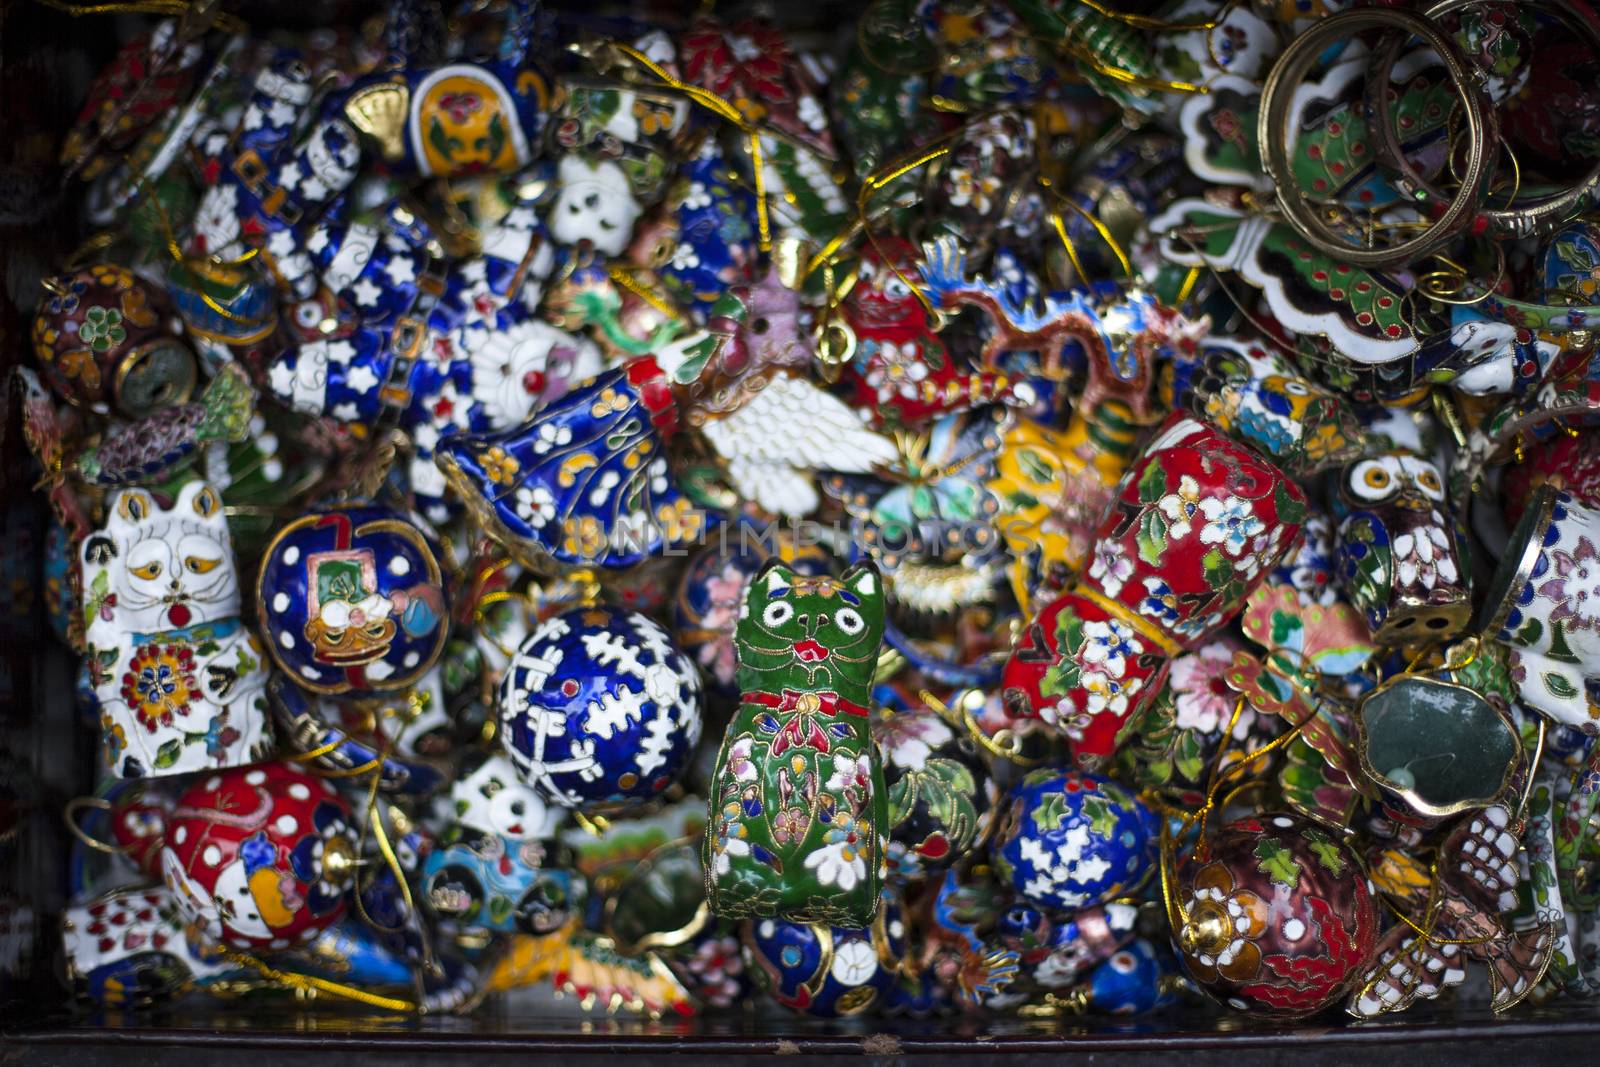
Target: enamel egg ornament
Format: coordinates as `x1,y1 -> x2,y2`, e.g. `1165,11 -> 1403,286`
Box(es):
1172,812 -> 1378,1018
498,605 -> 703,813
257,506 -> 451,696
160,762 -> 357,951
742,894 -> 909,1017
991,770 -> 1159,914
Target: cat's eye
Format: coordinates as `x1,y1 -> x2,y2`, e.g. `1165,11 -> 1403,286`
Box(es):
835,608 -> 865,636
185,556 -> 221,574
479,778 -> 502,798
762,601 -> 794,629
130,561 -> 163,580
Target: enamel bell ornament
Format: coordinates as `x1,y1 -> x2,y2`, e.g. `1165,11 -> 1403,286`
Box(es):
1171,812 -> 1377,1018
1003,415 -> 1306,765
81,483 -> 274,779
704,562 -> 889,927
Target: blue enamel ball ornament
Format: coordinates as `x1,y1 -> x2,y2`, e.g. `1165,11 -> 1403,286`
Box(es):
499,605 -> 703,812
991,770 -> 1159,913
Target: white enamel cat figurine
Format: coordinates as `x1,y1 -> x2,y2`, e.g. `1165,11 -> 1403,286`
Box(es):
81,482 -> 273,779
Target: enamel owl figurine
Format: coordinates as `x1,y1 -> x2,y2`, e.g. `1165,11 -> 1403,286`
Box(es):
1329,450 -> 1470,645
704,562 -> 889,928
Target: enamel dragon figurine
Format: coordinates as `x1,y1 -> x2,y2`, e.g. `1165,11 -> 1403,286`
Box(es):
704,561 -> 889,927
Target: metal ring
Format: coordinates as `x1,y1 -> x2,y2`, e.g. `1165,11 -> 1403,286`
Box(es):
1258,8 -> 1492,267
1365,0 -> 1600,241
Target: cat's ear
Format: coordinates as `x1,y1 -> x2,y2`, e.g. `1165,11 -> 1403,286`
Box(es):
183,482 -> 223,521
113,489 -> 156,525
745,559 -> 795,618
841,561 -> 881,610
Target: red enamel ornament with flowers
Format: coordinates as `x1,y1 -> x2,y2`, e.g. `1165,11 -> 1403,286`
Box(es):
1174,813 -> 1378,1018
1004,414 -> 1306,765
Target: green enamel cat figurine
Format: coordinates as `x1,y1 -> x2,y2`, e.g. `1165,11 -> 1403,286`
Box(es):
703,560 -> 889,927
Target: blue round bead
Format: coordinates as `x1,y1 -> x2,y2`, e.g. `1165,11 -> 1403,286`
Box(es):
992,770 -> 1158,913
743,895 -> 907,1017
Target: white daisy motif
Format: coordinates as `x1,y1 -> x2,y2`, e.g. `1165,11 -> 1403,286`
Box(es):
514,486 -> 556,528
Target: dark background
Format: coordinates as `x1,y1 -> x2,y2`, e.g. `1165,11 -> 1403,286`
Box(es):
3,0 -> 1598,1061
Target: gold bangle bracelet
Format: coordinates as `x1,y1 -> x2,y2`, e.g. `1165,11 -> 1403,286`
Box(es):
1258,8 -> 1492,268
1366,0 -> 1600,242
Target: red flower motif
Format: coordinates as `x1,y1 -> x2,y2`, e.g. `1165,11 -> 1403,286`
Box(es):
437,92 -> 483,125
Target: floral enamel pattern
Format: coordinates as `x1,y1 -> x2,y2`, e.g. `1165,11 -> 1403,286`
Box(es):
1115,635 -> 1280,807
1488,491 -> 1600,732
436,358 -> 709,572
62,886 -> 237,1008
704,563 -> 888,927
160,762 -> 357,951
82,483 -> 273,779
33,263 -> 195,418
498,605 -> 703,812
1004,415 -> 1305,764
990,770 -> 1158,913
873,709 -> 997,880
1174,813 -> 1377,1018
